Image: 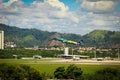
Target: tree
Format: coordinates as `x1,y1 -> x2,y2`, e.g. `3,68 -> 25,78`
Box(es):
66,64 -> 83,79
93,68 -> 120,80
0,64 -> 42,80
54,66 -> 65,79
0,63 -> 26,80
54,64 -> 83,79
20,65 -> 42,80
74,68 -> 120,80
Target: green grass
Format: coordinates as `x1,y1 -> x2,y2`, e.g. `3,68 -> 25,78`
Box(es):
0,59 -> 120,75
28,64 -> 120,75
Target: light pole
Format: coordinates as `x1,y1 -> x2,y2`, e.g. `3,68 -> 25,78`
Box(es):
72,47 -> 73,56
93,47 -> 96,58
94,47 -> 96,58
118,48 -> 120,60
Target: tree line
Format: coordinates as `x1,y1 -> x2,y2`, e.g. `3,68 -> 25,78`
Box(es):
0,49 -> 119,59
0,49 -> 63,59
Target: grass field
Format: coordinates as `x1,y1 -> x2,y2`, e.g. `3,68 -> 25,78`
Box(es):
0,58 -> 120,75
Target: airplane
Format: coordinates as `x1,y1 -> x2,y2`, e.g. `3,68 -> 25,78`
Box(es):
53,37 -> 84,45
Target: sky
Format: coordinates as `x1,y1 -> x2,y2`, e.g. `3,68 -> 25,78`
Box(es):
0,0 -> 120,35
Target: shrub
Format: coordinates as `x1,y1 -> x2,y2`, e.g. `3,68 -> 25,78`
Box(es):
54,67 -> 65,79
93,68 -> 120,80
66,64 -> 83,79
0,64 -> 26,80
54,64 -> 83,79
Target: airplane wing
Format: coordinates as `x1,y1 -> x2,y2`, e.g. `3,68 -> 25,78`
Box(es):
67,40 -> 77,45
53,37 -> 67,42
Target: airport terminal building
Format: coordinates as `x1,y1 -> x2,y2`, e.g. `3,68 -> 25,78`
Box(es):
0,30 -> 4,49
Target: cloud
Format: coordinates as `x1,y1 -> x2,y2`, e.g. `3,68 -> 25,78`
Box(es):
1,0 -> 19,8
81,0 -> 115,12
76,0 -> 119,12
0,0 -> 120,35
76,0 -> 120,30
0,0 -> 79,25
87,20 -> 108,26
45,0 -> 68,11
0,0 -> 3,3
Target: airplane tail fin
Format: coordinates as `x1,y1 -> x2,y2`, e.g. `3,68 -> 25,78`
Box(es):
53,38 -> 57,40
78,40 -> 84,45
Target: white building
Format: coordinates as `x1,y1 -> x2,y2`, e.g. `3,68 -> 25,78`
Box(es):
5,41 -> 16,48
0,31 -> 4,49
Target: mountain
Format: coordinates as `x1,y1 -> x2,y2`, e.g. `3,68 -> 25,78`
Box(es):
0,23 -> 120,48
0,24 -> 82,47
83,30 -> 120,48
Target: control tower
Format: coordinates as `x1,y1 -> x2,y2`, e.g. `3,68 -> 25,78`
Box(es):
64,47 -> 69,55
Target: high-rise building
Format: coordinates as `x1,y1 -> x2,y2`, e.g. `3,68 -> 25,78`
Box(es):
0,31 -> 4,49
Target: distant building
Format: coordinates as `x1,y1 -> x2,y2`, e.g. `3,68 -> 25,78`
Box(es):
0,31 -> 4,49
5,42 -> 16,48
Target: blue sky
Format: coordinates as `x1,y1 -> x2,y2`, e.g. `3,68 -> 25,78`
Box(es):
60,0 -> 80,11
0,0 -> 120,35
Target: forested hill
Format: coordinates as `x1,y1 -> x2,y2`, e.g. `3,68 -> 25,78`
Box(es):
0,23 -> 120,48
83,30 -> 120,48
0,24 -> 82,47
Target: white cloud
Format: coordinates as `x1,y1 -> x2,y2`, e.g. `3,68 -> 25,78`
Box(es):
2,0 -> 19,7
82,12 -> 120,27
45,0 -> 68,11
81,0 -> 115,12
0,0 -> 120,35
0,0 -> 79,26
87,20 -> 108,26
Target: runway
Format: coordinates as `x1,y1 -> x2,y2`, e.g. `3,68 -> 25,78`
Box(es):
48,59 -> 120,65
